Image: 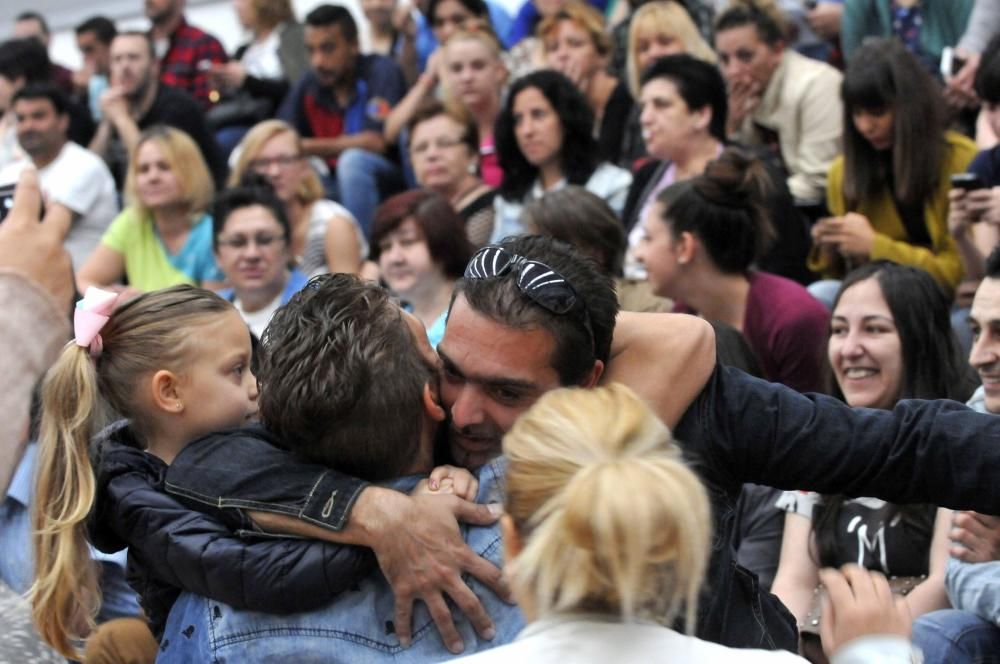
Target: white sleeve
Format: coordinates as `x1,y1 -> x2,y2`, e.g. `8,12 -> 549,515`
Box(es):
830,635 -> 921,664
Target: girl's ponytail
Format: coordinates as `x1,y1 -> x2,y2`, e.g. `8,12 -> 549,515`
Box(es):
31,343 -> 103,658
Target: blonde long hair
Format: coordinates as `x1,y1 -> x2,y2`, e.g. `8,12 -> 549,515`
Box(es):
503,383 -> 711,632
124,125 -> 214,220
31,286 -> 233,659
626,1 -> 717,96
229,120 -> 325,204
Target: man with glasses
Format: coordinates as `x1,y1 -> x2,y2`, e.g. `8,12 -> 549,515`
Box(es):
211,181 -> 308,338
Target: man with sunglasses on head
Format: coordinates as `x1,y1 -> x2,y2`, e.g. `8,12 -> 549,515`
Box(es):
157,233 -> 1000,655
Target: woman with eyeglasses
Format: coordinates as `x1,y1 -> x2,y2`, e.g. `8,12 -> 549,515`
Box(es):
212,180 -> 309,338
230,120 -> 366,277
77,126 -> 225,299
371,189 -> 473,347
384,25 -> 508,189
407,101 -> 496,246
492,69 -> 632,242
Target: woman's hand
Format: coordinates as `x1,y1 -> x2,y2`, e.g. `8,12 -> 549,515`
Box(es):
948,188 -> 977,238
725,78 -> 762,135
950,511 -> 1000,563
812,213 -> 876,259
962,186 -> 1000,226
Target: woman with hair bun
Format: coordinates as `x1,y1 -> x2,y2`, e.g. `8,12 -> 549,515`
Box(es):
634,147 -> 829,393
453,383 -> 916,663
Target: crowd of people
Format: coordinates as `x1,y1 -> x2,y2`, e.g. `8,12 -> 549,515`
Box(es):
3,0 -> 1000,662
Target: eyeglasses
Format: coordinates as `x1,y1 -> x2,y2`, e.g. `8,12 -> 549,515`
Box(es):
410,135 -> 467,156
464,245 -> 595,348
248,155 -> 303,171
217,233 -> 286,251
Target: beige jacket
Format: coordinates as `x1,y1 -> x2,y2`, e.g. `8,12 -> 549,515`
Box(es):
733,49 -> 844,203
0,271 -> 69,496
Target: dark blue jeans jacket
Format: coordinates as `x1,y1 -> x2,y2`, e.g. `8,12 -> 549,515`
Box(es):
157,460 -> 524,662
165,366 -> 1000,652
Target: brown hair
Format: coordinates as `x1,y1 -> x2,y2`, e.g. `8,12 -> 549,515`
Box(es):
371,189 -> 474,279
31,286 -> 233,658
252,0 -> 294,31
259,274 -> 434,481
538,1 -> 611,56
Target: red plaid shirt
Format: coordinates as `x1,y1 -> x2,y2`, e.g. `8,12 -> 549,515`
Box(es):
156,17 -> 227,110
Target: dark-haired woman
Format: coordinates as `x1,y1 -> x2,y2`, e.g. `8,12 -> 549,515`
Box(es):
771,261 -> 975,650
371,189 -> 474,347
622,54 -> 812,285
810,38 -> 977,297
634,147 -> 829,393
491,69 -> 632,243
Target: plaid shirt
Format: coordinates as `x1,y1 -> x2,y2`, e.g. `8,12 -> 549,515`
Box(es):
156,16 -> 227,110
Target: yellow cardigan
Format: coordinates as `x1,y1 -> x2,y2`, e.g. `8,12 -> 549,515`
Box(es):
809,131 -> 977,291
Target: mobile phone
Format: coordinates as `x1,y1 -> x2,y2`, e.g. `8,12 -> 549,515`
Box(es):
0,183 -> 15,223
951,173 -> 986,191
941,46 -> 967,78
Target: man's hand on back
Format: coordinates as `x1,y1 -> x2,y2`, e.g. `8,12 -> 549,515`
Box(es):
356,489 -> 509,654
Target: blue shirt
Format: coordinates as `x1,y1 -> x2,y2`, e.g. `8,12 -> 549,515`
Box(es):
156,459 -> 524,662
0,444 -> 142,623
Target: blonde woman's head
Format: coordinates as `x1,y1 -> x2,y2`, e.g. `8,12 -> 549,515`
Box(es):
502,383 -> 711,631
230,119 -> 324,204
627,1 -> 716,97
125,125 -> 214,219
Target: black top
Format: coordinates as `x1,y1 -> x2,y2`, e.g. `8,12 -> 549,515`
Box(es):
106,84 -> 227,190
596,80 -> 634,167
162,365 -> 1000,650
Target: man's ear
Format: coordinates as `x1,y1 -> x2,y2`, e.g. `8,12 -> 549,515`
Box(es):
579,359 -> 604,388
500,513 -> 522,562
57,112 -> 69,136
150,369 -> 184,415
422,382 -> 446,422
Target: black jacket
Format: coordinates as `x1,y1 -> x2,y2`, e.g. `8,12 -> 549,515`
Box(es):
165,365 -> 1000,650
88,423 -> 374,635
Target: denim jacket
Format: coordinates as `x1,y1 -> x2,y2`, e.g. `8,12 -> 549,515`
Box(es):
165,366 -> 1000,651
157,459 -> 524,662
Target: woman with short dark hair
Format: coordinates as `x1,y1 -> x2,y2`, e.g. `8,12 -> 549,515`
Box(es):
371,189 -> 473,347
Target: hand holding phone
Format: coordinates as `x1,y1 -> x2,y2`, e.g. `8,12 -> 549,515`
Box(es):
951,173 -> 985,191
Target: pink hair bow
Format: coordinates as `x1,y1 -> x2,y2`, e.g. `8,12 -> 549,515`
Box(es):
74,287 -> 119,357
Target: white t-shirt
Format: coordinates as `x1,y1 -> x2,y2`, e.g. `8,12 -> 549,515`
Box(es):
0,142 -> 119,267
234,292 -> 283,339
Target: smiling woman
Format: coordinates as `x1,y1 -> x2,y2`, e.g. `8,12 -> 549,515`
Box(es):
771,260 -> 976,653
76,125 -> 224,298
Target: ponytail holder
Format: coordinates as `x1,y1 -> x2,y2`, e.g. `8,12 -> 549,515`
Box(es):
74,287 -> 119,358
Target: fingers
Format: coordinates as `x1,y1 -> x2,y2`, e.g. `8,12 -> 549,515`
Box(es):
424,592 -> 465,654
461,548 -> 512,602
8,166 -> 42,231
393,596 -> 414,648
451,496 -> 503,526
428,465 -> 453,490
441,572 -> 496,642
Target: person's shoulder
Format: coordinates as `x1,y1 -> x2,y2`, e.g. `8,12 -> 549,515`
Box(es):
943,130 -> 980,165
360,53 -> 403,78
147,84 -> 202,119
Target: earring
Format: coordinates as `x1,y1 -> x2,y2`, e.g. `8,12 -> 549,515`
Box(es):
467,163 -> 478,175
175,402 -> 183,412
